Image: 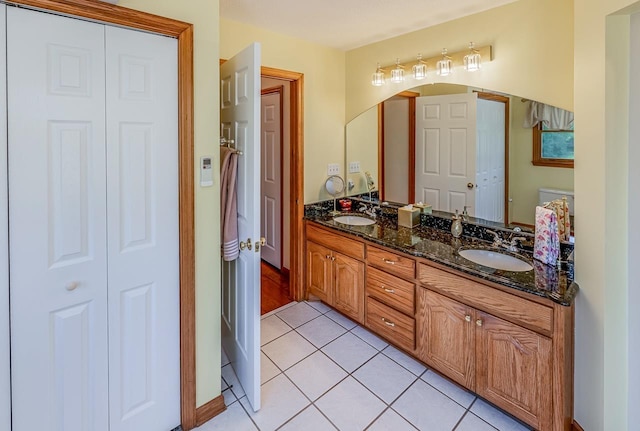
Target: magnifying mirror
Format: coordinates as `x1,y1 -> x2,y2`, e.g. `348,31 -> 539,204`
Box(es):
325,175 -> 345,215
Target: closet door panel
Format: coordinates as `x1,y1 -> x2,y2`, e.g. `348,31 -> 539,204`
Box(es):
7,7 -> 108,431
105,26 -> 180,431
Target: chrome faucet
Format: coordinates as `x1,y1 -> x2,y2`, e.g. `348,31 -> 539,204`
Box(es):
358,203 -> 377,218
486,229 -> 526,252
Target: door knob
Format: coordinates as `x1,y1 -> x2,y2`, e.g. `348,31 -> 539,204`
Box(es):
255,237 -> 267,253
239,238 -> 252,251
65,281 -> 80,291
467,182 -> 475,189
476,319 -> 483,327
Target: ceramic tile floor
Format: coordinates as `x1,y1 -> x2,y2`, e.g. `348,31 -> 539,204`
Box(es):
196,301 -> 533,431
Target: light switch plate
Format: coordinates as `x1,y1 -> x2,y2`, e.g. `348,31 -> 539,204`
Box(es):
348,161 -> 360,173
200,156 -> 213,187
327,163 -> 340,175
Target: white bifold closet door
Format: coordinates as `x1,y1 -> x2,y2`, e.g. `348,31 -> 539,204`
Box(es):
7,6 -> 179,431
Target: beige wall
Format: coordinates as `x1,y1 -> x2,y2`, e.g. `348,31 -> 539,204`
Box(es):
575,0 -> 640,429
509,98 -> 574,225
118,0 -> 221,408
221,19 -> 346,203
345,0 -> 574,122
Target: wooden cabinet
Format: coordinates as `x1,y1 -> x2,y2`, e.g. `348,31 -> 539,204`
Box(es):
304,221 -> 573,431
305,223 -> 365,323
418,287 -> 554,431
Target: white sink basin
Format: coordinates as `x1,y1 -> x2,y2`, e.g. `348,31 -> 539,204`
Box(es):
333,215 -> 376,226
458,248 -> 533,272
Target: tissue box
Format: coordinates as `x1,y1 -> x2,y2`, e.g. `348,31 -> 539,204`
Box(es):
398,206 -> 420,228
414,203 -> 433,214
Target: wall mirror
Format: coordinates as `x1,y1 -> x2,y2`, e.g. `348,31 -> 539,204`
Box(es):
345,83 -> 574,232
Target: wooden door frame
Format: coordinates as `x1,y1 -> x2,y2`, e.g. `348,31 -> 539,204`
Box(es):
260,68 -> 304,303
475,91 -> 510,224
260,85 -> 285,271
6,1 -> 197,429
219,64 -> 304,300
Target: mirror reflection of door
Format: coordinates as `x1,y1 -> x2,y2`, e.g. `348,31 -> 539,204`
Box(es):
381,91 -> 508,224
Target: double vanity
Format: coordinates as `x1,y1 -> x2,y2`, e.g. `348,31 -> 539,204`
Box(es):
304,200 -> 577,431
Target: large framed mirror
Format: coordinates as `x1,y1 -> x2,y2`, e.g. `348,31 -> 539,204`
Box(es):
345,83 -> 574,232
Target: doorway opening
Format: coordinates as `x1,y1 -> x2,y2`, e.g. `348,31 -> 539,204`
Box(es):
258,70 -> 303,314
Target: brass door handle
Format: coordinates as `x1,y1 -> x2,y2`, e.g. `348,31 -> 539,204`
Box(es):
476,319 -> 483,327
465,315 -> 471,322
467,182 -> 475,189
382,258 -> 396,265
239,238 -> 252,251
380,285 -> 395,294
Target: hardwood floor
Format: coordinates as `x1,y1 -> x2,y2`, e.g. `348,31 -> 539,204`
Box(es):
261,260 -> 292,315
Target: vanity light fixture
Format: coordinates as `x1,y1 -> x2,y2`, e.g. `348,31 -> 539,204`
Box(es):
463,42 -> 481,71
390,58 -> 405,83
371,62 -> 385,86
412,53 -> 427,80
436,48 -> 452,76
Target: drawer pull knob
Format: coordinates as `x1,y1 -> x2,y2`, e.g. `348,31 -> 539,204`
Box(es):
382,258 -> 396,265
380,285 -> 395,294
465,315 -> 471,322
476,319 -> 483,327
381,317 -> 395,327
326,254 -> 331,259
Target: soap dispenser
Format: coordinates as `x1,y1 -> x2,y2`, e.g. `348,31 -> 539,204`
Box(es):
451,210 -> 463,238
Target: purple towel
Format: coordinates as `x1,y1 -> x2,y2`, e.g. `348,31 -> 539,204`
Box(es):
220,147 -> 239,261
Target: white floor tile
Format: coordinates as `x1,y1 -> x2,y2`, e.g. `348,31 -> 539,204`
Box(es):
262,330 -> 316,371
315,376 -> 386,431
296,315 -> 347,348
353,353 -> 417,404
382,345 -> 427,376
367,408 -> 418,431
325,309 -> 358,329
279,405 -> 338,431
221,377 -> 228,391
261,352 -> 281,384
322,332 -> 378,373
261,301 -> 296,318
221,347 -> 230,367
222,388 -> 237,407
276,301 -> 321,328
350,325 -> 389,351
305,300 -> 332,314
221,364 -> 245,399
455,412 -> 499,431
392,379 -> 466,431
470,399 -> 533,431
194,401 -> 257,431
240,374 -> 309,431
261,315 -> 292,346
285,351 -> 347,400
421,369 -> 476,408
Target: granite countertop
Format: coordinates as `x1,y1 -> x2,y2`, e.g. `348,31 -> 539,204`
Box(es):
305,210 -> 578,307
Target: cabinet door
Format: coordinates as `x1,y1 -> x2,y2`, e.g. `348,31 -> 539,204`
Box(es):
419,290 -> 475,389
475,312 -> 552,431
306,241 -> 332,303
333,253 -> 365,324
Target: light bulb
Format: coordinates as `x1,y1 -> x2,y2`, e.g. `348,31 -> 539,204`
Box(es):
390,58 -> 404,83
371,63 -> 385,86
412,53 -> 427,80
436,48 -> 452,77
464,42 -> 481,72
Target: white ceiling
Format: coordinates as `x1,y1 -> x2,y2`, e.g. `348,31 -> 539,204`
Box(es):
220,0 -> 519,51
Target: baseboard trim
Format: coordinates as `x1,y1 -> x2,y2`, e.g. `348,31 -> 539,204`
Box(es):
195,394 -> 225,427
572,420 -> 585,431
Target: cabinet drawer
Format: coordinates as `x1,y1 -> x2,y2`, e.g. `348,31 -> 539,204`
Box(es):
418,263 -> 553,334
366,266 -> 415,315
306,223 -> 365,260
367,245 -> 415,279
366,297 -> 415,352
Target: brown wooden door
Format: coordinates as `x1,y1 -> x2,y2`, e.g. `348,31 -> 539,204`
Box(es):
332,252 -> 365,324
475,311 -> 553,431
306,241 -> 332,304
419,290 -> 475,389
